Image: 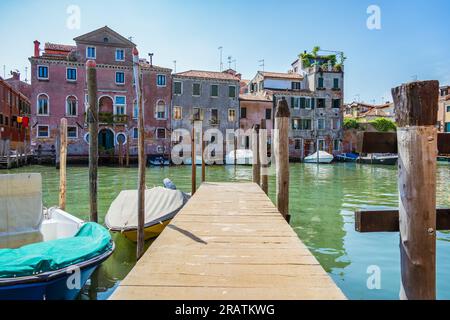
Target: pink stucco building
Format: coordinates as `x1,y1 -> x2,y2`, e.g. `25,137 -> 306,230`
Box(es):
29,26 -> 172,163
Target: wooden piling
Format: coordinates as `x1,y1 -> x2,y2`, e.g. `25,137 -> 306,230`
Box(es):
201,137 -> 206,183
133,48 -> 146,260
234,136 -> 237,167
260,119 -> 268,195
86,60 -> 98,223
59,118 -> 67,210
191,124 -> 197,195
392,80 -> 439,300
252,124 -> 261,186
118,140 -> 124,167
274,98 -> 290,222
126,132 -> 130,167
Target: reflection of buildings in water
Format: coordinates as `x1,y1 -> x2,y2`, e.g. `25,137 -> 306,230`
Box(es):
289,164 -> 349,274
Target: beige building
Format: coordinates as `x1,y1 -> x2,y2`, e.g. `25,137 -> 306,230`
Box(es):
439,86 -> 450,132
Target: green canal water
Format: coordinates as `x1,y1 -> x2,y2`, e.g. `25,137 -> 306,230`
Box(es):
3,163 -> 450,300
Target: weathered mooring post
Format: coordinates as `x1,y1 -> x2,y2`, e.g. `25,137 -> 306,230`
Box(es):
118,140 -> 124,167
201,136 -> 206,183
392,80 -> 439,300
59,118 -> 67,210
252,124 -> 261,186
86,60 -> 98,223
274,98 -> 290,222
191,121 -> 199,195
126,132 -> 130,168
260,119 -> 268,195
133,47 -> 146,260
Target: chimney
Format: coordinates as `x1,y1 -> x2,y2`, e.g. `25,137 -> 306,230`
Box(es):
11,71 -> 20,80
34,40 -> 40,57
236,73 -> 242,80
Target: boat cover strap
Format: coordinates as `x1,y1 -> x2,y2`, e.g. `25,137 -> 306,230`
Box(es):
0,223 -> 112,279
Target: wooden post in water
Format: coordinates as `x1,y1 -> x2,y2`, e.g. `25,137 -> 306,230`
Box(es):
118,140 -> 124,167
392,80 -> 439,300
260,119 -> 268,195
201,135 -> 206,183
133,48 -> 146,260
274,98 -> 290,222
86,60 -> 98,223
126,132 -> 130,167
234,136 -> 237,167
59,118 -> 67,210
191,123 -> 197,195
252,124 -> 260,186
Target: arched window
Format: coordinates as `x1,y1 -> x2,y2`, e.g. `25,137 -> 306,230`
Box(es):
155,100 -> 166,119
66,96 -> 78,116
37,94 -> 49,115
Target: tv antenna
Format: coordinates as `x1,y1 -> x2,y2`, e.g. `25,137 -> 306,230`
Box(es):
227,56 -> 233,70
173,60 -> 177,73
258,59 -> 265,72
218,46 -> 223,71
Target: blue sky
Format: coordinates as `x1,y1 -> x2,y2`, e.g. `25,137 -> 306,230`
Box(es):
1,0 -> 449,103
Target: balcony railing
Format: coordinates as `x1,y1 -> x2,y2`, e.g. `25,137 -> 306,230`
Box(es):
95,112 -> 128,124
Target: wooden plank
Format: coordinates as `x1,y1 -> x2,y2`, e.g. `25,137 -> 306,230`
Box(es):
355,209 -> 450,232
110,182 -> 345,300
356,132 -> 449,154
58,118 -> 67,210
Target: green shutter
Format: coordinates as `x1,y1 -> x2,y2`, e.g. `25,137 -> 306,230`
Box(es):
311,98 -> 315,109
300,97 -> 306,109
291,97 -> 295,108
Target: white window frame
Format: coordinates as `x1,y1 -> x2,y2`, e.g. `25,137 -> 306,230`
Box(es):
305,98 -> 312,110
66,67 -> 77,82
192,83 -> 201,97
133,100 -> 138,119
318,139 -> 326,151
37,65 -> 49,80
37,93 -> 49,116
331,118 -> 341,130
173,81 -> 183,95
65,95 -> 78,117
84,132 -> 90,144
132,127 -> 139,139
173,106 -> 182,120
114,96 -> 126,115
157,74 -> 167,87
115,132 -> 128,145
228,108 -> 236,122
155,100 -> 167,120
333,139 -> 341,151
67,126 -> 78,139
36,125 -> 50,138
86,46 -> 96,59
115,48 -> 125,61
317,118 -> 326,130
115,71 -> 125,85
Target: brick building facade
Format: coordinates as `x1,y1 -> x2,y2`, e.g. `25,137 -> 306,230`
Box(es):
29,26 -> 172,161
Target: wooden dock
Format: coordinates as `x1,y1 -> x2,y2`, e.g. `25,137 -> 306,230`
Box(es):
110,182 -> 345,300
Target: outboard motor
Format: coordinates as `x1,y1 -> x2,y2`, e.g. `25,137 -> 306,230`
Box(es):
163,178 -> 177,190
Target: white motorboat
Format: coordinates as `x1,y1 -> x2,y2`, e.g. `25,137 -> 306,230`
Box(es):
304,151 -> 334,164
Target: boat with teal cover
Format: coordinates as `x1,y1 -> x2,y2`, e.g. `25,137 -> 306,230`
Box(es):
0,173 -> 114,300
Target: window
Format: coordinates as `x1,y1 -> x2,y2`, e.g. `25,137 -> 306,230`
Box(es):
294,139 -> 302,150
211,84 -> 219,97
332,118 -> 341,130
116,49 -> 125,61
228,109 -> 236,122
133,127 -> 139,139
446,105 -> 450,112
292,119 -> 300,130
318,139 -> 326,151
174,81 -> 182,95
37,66 -> 48,79
332,99 -> 341,109
258,82 -> 264,91
193,83 -> 201,96
116,72 -> 125,84
292,82 -> 301,90
37,94 -> 49,115
156,128 -> 166,139
66,96 -> 77,116
193,108 -> 204,121
87,47 -> 96,59
228,86 -> 236,98
67,126 -> 77,139
155,100 -> 166,119
240,107 -> 247,119
317,98 -> 326,108
291,97 -> 300,109
333,140 -> 340,151
318,77 -> 324,88
211,109 -> 219,123
266,109 -> 272,120
157,75 -> 166,86
317,119 -> 326,130
37,125 -> 49,138
333,78 -> 339,89
173,106 -> 182,120
66,68 -> 77,81
133,101 -> 138,119
116,133 -> 127,145
292,119 -> 312,131
115,96 -> 126,115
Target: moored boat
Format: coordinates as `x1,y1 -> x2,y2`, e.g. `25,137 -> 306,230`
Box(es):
105,185 -> 190,241
357,154 -> 398,165
335,153 -> 359,163
304,151 -> 334,164
0,174 -> 114,300
148,156 -> 170,166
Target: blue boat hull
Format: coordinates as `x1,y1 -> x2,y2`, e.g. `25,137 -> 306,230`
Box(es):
0,264 -> 97,300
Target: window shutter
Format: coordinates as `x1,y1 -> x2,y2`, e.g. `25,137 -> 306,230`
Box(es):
311,98 -> 315,109
291,97 -> 295,108
300,97 -> 306,109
